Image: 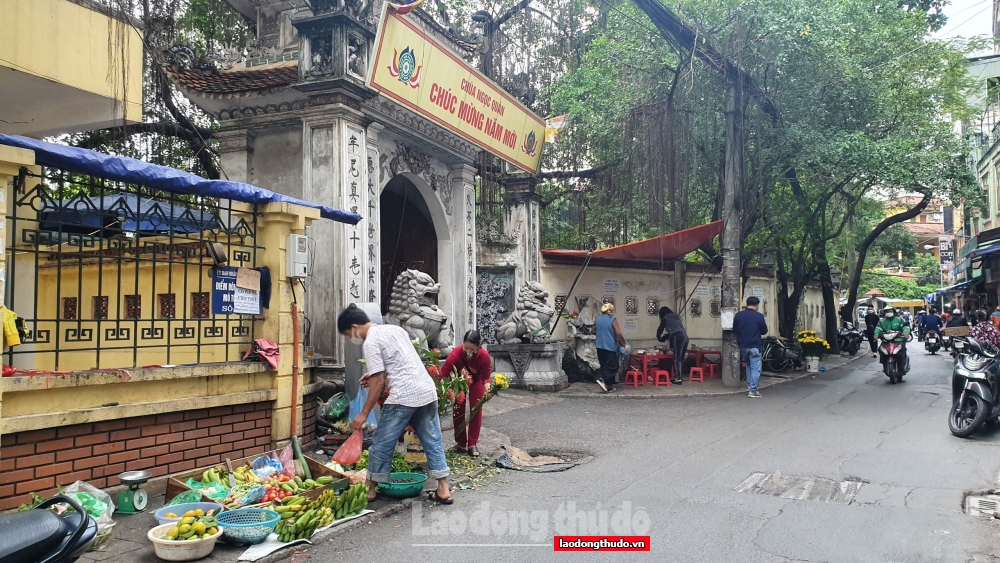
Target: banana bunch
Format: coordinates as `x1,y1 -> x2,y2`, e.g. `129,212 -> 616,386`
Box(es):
274,496 -> 319,542
328,483 -> 369,522
200,467 -> 228,487
233,466 -> 261,485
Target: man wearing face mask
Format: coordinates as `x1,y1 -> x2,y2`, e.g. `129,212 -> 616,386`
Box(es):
874,306 -> 910,372
440,330 -> 492,457
337,304 -> 453,504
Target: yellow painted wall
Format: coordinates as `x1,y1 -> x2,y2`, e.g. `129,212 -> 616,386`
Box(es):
12,236 -> 255,371
0,0 -> 143,122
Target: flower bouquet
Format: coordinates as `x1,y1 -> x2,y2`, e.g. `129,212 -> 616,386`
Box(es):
797,330 -> 830,358
455,373 -> 511,435
412,339 -> 469,416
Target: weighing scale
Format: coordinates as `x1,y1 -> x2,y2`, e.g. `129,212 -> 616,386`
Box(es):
116,470 -> 151,514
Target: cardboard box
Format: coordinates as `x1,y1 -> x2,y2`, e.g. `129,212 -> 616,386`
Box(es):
943,326 -> 970,337
165,453 -> 348,504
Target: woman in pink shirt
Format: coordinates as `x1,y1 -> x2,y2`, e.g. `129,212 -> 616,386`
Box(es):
440,330 -> 492,457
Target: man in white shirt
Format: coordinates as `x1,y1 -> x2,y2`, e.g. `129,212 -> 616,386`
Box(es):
338,305 -> 453,504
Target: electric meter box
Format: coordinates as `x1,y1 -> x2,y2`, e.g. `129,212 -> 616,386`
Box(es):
287,234 -> 309,278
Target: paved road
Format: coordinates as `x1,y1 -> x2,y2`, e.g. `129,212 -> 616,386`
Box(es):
306,351 -> 1000,562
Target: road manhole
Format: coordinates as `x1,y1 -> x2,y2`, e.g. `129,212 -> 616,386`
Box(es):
495,445 -> 591,472
736,472 -> 864,504
965,494 -> 1000,517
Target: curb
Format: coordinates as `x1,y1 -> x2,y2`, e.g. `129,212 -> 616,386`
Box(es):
255,462 -> 497,563
556,354 -> 865,400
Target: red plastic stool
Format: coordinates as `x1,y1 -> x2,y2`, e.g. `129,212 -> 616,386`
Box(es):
688,367 -> 705,383
705,364 -> 719,378
652,369 -> 672,387
624,370 -> 645,387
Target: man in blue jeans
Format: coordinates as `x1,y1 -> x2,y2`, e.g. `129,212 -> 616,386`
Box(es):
338,305 -> 453,504
733,296 -> 769,398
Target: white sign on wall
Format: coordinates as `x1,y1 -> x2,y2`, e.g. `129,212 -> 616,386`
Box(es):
603,279 -> 620,294
623,318 -> 637,331
695,282 -> 710,297
752,286 -> 764,298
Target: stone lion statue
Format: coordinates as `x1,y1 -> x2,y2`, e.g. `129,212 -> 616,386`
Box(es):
495,281 -> 555,344
384,269 -> 453,350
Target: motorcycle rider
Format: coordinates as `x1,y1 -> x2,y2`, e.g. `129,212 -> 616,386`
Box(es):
922,307 -> 942,336
916,310 -> 926,340
874,306 -> 911,371
947,309 -> 969,328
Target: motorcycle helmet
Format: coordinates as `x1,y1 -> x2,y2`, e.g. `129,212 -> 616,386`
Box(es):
954,309 -> 962,315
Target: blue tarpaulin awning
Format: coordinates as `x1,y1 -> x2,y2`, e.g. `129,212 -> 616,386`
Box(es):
0,134 -> 361,225
40,194 -> 217,233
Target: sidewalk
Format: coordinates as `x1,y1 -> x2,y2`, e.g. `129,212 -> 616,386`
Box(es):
558,352 -> 864,399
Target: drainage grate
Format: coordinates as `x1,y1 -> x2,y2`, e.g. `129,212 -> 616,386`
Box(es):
965,495 -> 1000,517
736,472 -> 864,504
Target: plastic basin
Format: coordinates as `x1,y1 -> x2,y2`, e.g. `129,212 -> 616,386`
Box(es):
215,509 -> 280,545
378,472 -> 428,498
147,522 -> 223,561
154,503 -> 224,526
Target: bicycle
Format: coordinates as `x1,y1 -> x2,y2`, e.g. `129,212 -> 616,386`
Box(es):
761,336 -> 802,373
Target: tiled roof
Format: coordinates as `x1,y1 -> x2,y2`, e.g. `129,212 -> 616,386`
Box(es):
903,222 -> 944,235
168,63 -> 298,95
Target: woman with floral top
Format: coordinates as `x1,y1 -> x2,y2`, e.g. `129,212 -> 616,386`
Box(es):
970,311 -> 1000,351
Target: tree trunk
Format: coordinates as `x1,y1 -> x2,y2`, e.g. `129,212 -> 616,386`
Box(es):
842,193 -> 932,324
818,257 -> 840,353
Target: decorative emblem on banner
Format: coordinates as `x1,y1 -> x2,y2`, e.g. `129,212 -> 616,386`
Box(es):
521,130 -> 538,157
388,47 -> 421,88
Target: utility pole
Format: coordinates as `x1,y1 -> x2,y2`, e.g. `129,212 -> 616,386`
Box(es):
721,78 -> 744,388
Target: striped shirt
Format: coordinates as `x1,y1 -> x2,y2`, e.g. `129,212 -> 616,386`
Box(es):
362,324 -> 438,407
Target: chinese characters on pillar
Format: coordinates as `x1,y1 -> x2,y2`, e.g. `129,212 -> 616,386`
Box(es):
466,187 -> 476,325
367,147 -> 380,304
344,127 -> 367,303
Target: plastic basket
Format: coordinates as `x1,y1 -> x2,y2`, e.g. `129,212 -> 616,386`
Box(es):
216,509 -> 280,545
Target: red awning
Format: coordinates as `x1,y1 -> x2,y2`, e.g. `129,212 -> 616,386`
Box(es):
541,220 -> 724,266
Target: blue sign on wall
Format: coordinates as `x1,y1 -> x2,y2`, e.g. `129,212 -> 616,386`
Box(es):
212,266 -> 261,315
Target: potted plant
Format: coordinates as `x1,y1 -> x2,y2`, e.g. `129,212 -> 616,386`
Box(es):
797,330 -> 830,372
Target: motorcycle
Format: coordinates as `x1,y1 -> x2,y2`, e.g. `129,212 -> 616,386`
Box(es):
952,336 -> 968,356
0,495 -> 98,563
941,333 -> 952,352
949,337 -> 1000,438
924,330 -> 942,355
878,330 -> 911,384
838,323 -> 864,356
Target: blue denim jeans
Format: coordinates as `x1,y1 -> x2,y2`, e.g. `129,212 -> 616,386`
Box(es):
368,401 -> 450,483
741,348 -> 762,392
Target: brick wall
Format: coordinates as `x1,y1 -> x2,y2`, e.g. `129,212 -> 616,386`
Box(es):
0,401 -> 272,510
301,391 -> 319,445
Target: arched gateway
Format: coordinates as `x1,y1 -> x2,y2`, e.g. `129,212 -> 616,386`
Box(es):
166,1 -> 482,365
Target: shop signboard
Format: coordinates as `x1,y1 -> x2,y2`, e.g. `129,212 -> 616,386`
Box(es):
368,8 -> 546,174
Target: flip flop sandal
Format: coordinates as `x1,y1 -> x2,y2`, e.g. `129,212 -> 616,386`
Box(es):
426,491 -> 454,505
468,446 -> 480,457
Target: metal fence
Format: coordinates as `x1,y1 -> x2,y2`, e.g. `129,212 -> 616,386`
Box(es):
6,167 -> 262,371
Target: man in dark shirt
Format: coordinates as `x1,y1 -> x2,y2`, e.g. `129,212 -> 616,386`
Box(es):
947,309 -> 969,328
656,307 -> 686,385
733,296 -> 769,398
864,309 -> 880,357
922,309 -> 942,334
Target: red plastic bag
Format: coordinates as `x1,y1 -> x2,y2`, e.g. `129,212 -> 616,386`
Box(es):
332,431 -> 363,465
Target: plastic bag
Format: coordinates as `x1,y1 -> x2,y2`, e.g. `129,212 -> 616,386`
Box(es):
166,490 -> 203,506
332,430 -> 363,465
63,481 -> 116,550
279,443 -> 296,478
348,389 -> 377,428
326,394 -> 350,419
252,455 -> 283,479
184,478 -> 229,502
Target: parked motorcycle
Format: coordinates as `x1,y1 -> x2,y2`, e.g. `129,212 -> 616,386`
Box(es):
838,323 -> 864,356
924,330 -> 942,355
949,337 -> 1000,438
878,330 -> 911,384
0,495 -> 97,563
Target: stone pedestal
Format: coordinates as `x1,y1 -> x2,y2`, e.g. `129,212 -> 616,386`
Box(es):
488,342 -> 569,392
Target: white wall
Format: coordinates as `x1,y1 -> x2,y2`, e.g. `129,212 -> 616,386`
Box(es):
540,264 -> 782,349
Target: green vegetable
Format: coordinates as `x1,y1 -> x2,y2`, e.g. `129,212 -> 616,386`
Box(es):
353,451 -> 409,473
